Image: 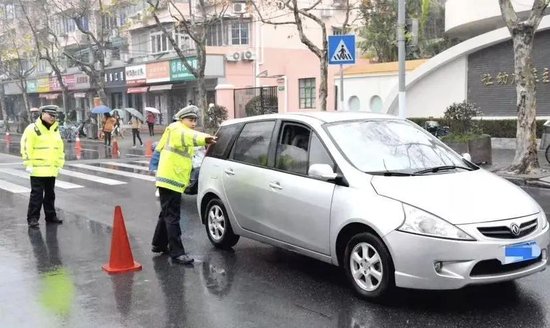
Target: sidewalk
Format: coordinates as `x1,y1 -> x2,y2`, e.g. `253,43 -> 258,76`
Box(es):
483,148 -> 550,189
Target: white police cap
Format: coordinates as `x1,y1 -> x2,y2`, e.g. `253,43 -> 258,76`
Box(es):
173,105 -> 200,120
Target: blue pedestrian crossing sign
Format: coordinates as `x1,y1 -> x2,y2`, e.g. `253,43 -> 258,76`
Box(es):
328,35 -> 355,65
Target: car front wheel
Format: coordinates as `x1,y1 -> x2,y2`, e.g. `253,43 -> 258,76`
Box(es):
204,198 -> 240,249
343,232 -> 394,301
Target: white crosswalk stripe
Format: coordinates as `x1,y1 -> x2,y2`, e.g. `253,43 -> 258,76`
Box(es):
59,169 -> 127,186
0,168 -> 83,189
0,160 -> 155,194
68,163 -> 156,181
101,162 -> 150,171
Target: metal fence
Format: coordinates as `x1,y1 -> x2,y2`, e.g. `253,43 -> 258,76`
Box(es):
234,86 -> 278,118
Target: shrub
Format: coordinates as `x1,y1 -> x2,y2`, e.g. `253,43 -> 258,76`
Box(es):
205,104 -> 228,133
245,95 -> 278,117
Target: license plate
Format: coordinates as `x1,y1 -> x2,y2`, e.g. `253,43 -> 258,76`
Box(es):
503,241 -> 541,264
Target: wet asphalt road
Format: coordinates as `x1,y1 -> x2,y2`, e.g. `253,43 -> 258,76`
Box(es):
1,137 -> 550,327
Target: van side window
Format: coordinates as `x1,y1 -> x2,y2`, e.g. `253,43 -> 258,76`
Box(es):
275,124 -> 310,175
208,124 -> 242,159
231,121 -> 275,166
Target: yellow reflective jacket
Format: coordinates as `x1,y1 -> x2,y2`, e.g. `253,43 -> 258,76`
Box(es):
155,122 -> 208,193
21,118 -> 65,177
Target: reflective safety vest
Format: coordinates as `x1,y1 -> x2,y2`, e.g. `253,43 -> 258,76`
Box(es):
155,122 -> 207,193
21,118 -> 65,177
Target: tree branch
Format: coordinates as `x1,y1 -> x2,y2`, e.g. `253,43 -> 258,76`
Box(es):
527,0 -> 550,27
499,0 -> 518,30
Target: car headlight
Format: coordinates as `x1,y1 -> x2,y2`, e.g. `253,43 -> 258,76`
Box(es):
399,204 -> 475,241
540,209 -> 548,230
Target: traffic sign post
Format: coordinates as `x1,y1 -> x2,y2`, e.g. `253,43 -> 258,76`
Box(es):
328,35 -> 356,111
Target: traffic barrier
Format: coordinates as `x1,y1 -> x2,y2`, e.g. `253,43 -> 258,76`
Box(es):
4,132 -> 11,144
145,139 -> 153,158
111,138 -> 119,158
102,206 -> 142,274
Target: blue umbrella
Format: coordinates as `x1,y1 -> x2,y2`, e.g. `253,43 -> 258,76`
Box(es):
91,105 -> 111,114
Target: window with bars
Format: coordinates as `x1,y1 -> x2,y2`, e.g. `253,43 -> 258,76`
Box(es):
151,31 -> 171,54
299,78 -> 316,109
231,21 -> 249,45
207,22 -> 225,46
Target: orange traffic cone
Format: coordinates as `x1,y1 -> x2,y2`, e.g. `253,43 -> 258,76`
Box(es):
74,135 -> 82,151
145,139 -> 153,158
4,132 -> 11,144
102,206 -> 142,274
111,138 -> 119,158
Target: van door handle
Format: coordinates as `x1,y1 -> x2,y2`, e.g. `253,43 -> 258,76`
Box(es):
224,168 -> 235,176
269,182 -> 283,190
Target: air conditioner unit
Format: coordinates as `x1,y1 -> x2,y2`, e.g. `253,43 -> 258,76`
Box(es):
226,51 -> 240,62
232,2 -> 247,15
332,0 -> 345,8
242,50 -> 255,61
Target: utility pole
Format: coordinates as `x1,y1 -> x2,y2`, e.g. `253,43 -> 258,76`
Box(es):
397,0 -> 406,118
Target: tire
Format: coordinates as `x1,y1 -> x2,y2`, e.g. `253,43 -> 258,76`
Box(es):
343,232 -> 394,301
545,145 -> 550,165
204,198 -> 240,249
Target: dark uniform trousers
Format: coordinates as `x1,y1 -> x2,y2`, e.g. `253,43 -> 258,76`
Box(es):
27,176 -> 57,223
152,187 -> 186,258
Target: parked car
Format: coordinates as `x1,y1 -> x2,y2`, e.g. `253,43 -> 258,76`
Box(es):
197,112 -> 549,300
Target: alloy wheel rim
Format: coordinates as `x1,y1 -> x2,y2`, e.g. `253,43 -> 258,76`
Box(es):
350,242 -> 383,292
208,205 -> 225,241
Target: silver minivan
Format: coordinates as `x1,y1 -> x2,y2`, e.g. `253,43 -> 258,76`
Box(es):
197,112 -> 549,300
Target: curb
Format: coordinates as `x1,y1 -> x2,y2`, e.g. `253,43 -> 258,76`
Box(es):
498,175 -> 550,189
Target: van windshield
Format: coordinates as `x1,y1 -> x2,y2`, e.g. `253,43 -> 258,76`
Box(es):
326,119 -> 475,174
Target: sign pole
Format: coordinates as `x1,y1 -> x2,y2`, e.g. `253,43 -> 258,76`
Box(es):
398,0 -> 406,118
340,64 -> 344,111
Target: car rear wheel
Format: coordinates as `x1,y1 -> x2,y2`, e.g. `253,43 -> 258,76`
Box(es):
205,199 -> 240,249
343,232 -> 394,301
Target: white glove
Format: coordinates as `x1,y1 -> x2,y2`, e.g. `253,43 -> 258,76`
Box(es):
25,167 -> 33,174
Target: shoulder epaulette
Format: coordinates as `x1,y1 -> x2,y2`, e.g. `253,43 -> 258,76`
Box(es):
33,124 -> 41,136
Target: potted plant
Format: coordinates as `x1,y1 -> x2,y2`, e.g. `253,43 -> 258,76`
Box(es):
440,101 -> 492,165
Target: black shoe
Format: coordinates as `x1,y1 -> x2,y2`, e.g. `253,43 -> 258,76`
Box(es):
152,245 -> 169,254
172,254 -> 194,265
28,218 -> 39,228
45,217 -> 63,224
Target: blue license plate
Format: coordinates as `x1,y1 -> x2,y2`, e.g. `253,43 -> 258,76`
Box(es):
503,241 -> 541,264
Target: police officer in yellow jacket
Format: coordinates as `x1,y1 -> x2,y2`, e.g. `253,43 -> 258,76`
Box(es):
21,105 -> 65,228
152,105 -> 217,264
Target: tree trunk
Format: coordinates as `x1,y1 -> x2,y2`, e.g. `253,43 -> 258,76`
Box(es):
62,88 -> 69,114
197,76 -> 207,129
509,30 -> 539,174
319,54 -> 328,111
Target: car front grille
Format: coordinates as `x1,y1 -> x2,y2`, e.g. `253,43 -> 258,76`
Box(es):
477,218 -> 538,239
470,255 -> 543,277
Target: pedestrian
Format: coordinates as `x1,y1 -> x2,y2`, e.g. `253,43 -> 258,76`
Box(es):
146,111 -> 156,136
20,105 -> 65,228
102,113 -> 116,147
151,105 -> 217,264
130,114 -> 143,148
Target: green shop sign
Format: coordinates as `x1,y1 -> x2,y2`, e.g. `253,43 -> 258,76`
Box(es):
170,57 -> 197,81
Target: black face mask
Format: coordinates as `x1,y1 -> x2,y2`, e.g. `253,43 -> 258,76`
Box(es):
40,116 -> 53,130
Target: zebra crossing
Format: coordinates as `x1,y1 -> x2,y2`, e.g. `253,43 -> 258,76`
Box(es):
0,159 -> 156,195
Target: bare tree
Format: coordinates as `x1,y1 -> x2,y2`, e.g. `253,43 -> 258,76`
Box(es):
146,0 -> 230,127
252,0 -> 356,111
50,0 -> 117,105
499,0 -> 549,174
0,6 -> 35,121
18,0 -> 70,113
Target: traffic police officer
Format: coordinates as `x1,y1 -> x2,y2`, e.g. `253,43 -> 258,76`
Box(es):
21,105 -> 65,228
151,105 -> 217,264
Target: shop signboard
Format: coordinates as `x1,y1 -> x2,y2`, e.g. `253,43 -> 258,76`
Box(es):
147,61 -> 170,83
170,58 -> 197,81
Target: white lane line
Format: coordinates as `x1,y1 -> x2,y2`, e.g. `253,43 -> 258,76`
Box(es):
102,162 -> 151,171
0,179 -> 30,193
59,169 -> 127,186
68,164 -> 156,182
134,160 -> 150,164
0,168 -> 83,189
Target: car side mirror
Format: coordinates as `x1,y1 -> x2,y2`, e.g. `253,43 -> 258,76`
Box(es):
309,164 -> 338,181
462,153 -> 472,162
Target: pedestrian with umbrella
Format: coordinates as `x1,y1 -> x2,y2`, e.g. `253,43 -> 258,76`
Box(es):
102,113 -> 116,147
145,107 -> 159,137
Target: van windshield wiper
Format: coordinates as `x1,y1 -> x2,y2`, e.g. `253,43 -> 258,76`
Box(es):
414,165 -> 473,175
369,171 -> 416,176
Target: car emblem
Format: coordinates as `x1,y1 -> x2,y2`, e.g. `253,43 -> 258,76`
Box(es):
510,223 -> 521,236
